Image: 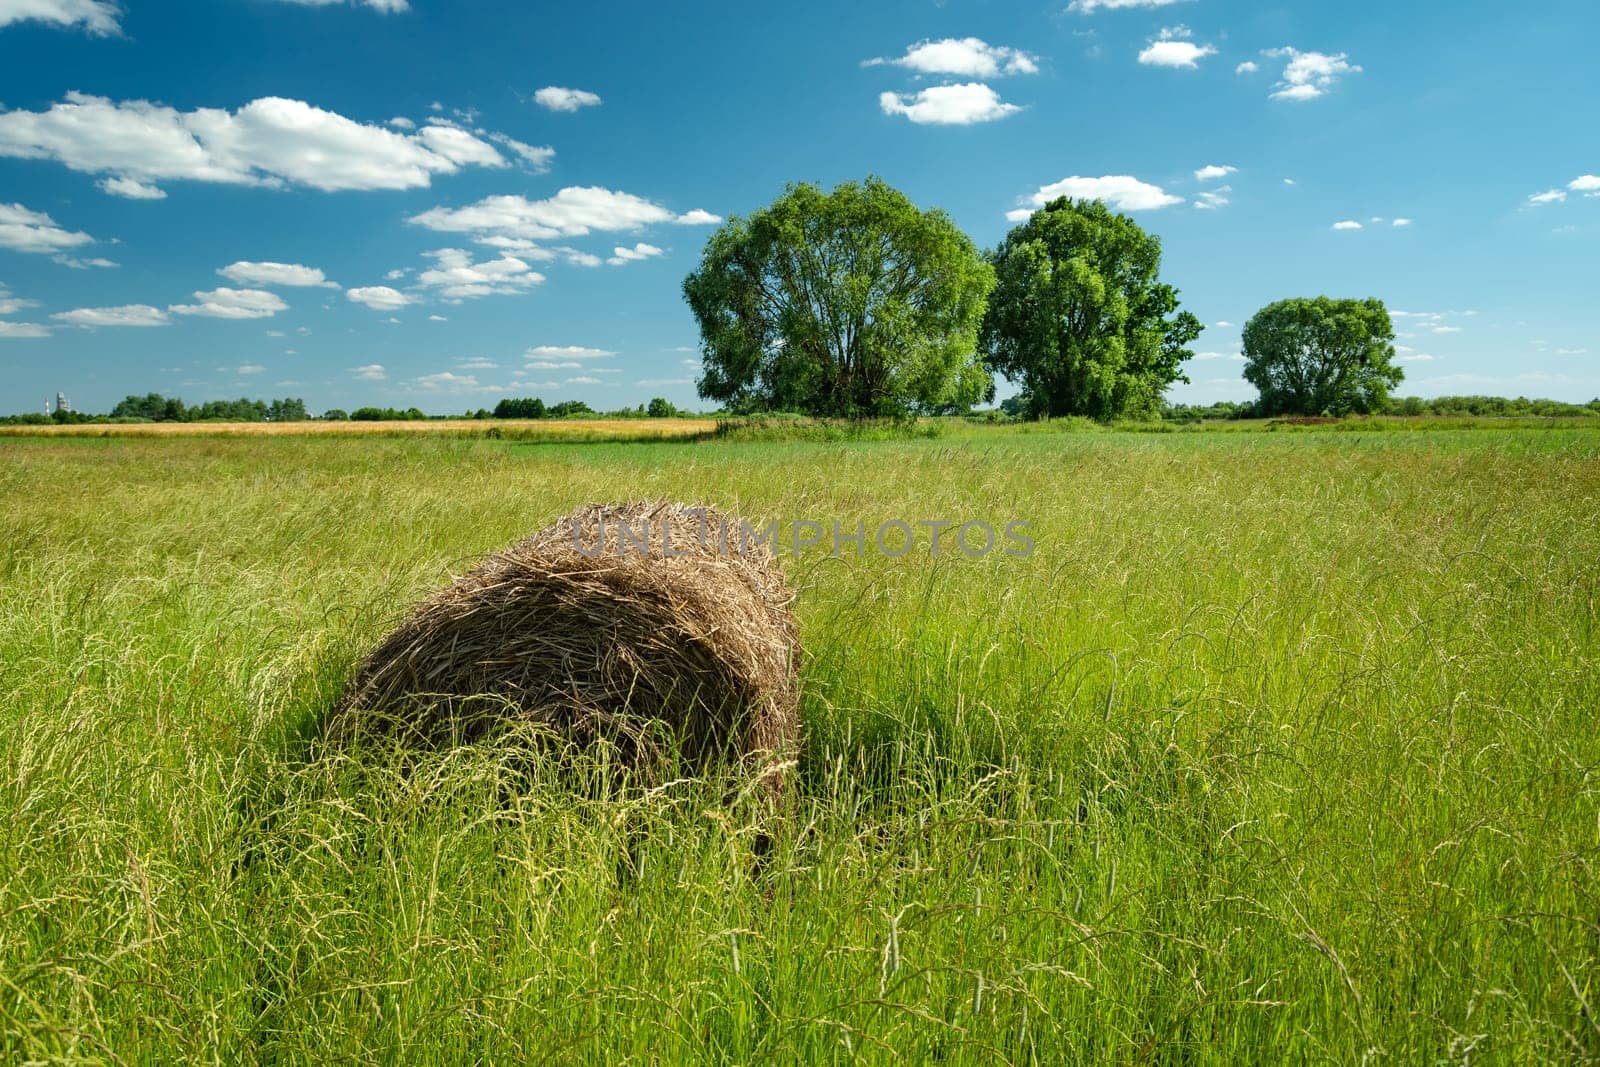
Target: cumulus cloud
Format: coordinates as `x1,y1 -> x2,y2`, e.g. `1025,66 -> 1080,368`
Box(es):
1195,186 -> 1231,210
526,344 -> 615,360
487,133 -> 555,172
0,201 -> 95,255
1138,27 -> 1215,69
0,287 -> 38,316
412,371 -> 497,392
273,0 -> 409,12
1527,189 -> 1566,206
416,247 -> 545,300
0,92 -> 509,196
533,87 -> 602,112
879,83 -> 1020,125
350,363 -> 387,380
51,304 -> 170,327
170,287 -> 289,319
1235,61 -> 1259,74
1332,220 -> 1362,230
411,186 -> 718,242
98,176 -> 166,199
0,320 -> 51,338
1068,0 -> 1191,11
1571,175 -> 1600,195
1392,218 -> 1412,227
0,0 -> 121,34
865,38 -> 1038,77
1194,164 -> 1235,181
1264,48 -> 1361,101
1008,175 -> 1183,217
607,242 -> 663,266
219,261 -> 338,288
346,285 -> 412,310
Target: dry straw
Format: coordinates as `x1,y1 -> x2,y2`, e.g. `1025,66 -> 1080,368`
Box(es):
328,502 -> 801,795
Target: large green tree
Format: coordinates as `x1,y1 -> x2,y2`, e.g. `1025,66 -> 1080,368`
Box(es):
1242,297 -> 1402,416
980,198 -> 1202,421
684,178 -> 995,417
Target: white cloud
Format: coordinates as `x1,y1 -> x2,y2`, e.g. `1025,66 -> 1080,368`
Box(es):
51,304 -> 170,327
1284,178 -> 1297,186
527,359 -> 582,370
416,247 -> 544,299
565,375 -> 604,385
1235,61 -> 1259,74
1555,348 -> 1588,355
676,208 -> 723,226
0,319 -> 51,338
1194,164 -> 1235,182
1527,189 -> 1566,206
411,186 -> 718,241
607,241 -> 663,266
1138,27 -> 1215,69
0,287 -> 38,316
350,363 -> 387,380
273,0 -> 409,12
1264,48 -> 1361,101
456,357 -> 499,370
428,314 -> 447,321
487,133 -> 555,172
0,201 -> 94,254
1392,218 -> 1413,227
54,254 -> 117,269
526,344 -> 615,360
98,175 -> 166,199
0,0 -> 120,34
1068,0 -> 1191,12
236,363 -> 266,374
1571,175 -> 1600,195
533,87 -> 602,113
170,287 -> 289,319
1398,353 -> 1436,363
346,285 -> 412,310
1431,325 -> 1461,334
1213,321 -> 1233,328
865,38 -> 1039,77
412,371 -> 497,392
1009,175 -> 1183,217
1332,220 -> 1362,230
219,261 -> 338,288
388,116 -> 415,130
1195,186 -> 1231,210
0,92 -> 508,196
879,83 -> 1020,125
637,377 -> 693,387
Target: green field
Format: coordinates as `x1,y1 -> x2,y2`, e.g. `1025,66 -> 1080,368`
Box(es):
2,426 -> 1598,1063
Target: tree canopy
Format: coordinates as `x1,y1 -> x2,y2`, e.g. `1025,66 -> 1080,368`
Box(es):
1242,297 -> 1402,416
980,197 -> 1201,421
684,177 -> 996,417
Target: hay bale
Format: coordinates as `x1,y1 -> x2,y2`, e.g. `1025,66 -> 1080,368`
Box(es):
328,502 -> 800,793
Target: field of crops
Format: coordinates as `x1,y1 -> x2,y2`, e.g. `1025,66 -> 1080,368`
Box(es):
2,425 -> 1597,1063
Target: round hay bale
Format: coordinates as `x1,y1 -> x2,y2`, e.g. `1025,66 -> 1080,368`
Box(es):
328,502 -> 800,794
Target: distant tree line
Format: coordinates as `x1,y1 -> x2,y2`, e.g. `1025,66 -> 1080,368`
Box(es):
106,393 -> 311,422
1164,395 -> 1600,422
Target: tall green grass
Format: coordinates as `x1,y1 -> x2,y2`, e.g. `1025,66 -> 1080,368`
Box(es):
1,427 -> 1597,1063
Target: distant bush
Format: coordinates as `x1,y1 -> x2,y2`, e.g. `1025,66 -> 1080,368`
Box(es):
350,407 -> 426,421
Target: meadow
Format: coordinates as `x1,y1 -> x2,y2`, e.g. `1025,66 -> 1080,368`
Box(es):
1,424 -> 1597,1063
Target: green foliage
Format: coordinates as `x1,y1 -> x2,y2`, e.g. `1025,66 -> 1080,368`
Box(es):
546,400 -> 594,418
981,197 -> 1202,421
350,406 -> 427,421
1243,297 -> 1403,416
646,396 -> 677,418
321,408 -> 349,421
494,397 -> 547,419
105,393 -> 310,422
684,177 -> 996,418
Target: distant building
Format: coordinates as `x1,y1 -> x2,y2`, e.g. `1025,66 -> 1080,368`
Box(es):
55,391 -> 70,414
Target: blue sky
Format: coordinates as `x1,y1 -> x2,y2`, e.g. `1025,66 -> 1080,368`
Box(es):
0,0 -> 1596,415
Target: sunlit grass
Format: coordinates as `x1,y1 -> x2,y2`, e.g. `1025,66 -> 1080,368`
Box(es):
1,427 -> 1597,1062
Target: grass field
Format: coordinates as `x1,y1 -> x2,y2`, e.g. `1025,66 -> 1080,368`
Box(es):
2,426 -> 1598,1063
